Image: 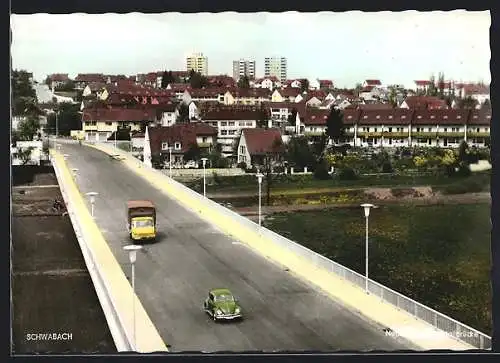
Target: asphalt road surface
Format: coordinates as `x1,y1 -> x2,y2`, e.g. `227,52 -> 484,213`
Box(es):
61,143 -> 415,352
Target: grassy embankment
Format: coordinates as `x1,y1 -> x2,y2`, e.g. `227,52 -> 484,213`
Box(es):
264,203 -> 492,334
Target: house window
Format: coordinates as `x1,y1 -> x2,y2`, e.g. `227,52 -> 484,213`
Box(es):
388,127 -> 392,132
221,122 -> 227,126
428,128 -> 431,132
161,142 -> 169,150
239,146 -> 245,154
239,122 -> 246,126
106,122 -> 112,126
444,128 -> 447,132
228,130 -> 236,135
246,122 -> 253,126
228,121 -> 235,126
221,130 -> 228,135
202,137 -> 207,143
476,128 -> 480,132
174,142 -> 181,150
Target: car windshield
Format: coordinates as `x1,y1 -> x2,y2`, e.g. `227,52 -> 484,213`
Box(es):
215,293 -> 234,302
132,219 -> 153,228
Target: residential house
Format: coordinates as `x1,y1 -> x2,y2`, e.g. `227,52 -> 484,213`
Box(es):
253,76 -> 281,90
237,128 -> 286,169
359,85 -> 383,101
82,82 -> 107,98
207,75 -> 236,88
414,80 -> 432,94
131,132 -> 145,150
74,74 -> 106,90
300,109 -> 330,136
223,88 -> 271,106
308,79 -> 320,90
156,104 -> 179,127
167,83 -> 192,100
319,80 -> 334,90
48,74 -> 70,89
271,88 -> 302,103
466,108 -> 491,147
144,72 -> 162,88
81,108 -> 157,141
201,109 -> 261,156
183,88 -> 225,104
143,123 -> 218,167
105,74 -> 128,84
411,109 -> 468,148
356,109 -> 413,148
362,79 -> 382,88
11,140 -> 44,166
400,96 -> 448,110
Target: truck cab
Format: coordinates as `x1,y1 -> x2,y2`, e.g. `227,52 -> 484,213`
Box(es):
126,200 -> 157,243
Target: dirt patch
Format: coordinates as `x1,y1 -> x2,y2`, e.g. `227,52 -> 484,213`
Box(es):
12,175 -> 116,354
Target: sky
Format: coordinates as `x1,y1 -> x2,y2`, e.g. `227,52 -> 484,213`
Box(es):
11,11 -> 491,89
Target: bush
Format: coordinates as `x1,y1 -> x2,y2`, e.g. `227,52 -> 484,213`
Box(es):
337,167 -> 357,180
237,162 -> 247,170
441,177 -> 487,195
313,160 -> 331,180
381,161 -> 393,173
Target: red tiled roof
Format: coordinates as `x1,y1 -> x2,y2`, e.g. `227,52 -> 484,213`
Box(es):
468,109 -> 491,125
75,73 -> 105,83
241,128 -> 285,155
318,80 -> 333,85
360,85 -> 375,92
365,79 -> 382,85
49,73 -> 70,82
415,80 -> 432,86
225,88 -> 271,98
81,108 -> 157,122
402,96 -> 448,110
358,103 -> 394,110
147,123 -> 217,154
275,88 -> 301,98
202,109 -> 263,121
188,88 -> 225,98
341,109 -> 362,125
168,83 -> 192,92
412,109 -> 470,125
359,109 -> 414,125
301,109 -> 330,125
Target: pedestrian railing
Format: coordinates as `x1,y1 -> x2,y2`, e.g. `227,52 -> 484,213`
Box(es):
96,143 -> 492,350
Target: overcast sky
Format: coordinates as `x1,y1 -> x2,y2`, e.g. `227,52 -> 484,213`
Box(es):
11,11 -> 491,88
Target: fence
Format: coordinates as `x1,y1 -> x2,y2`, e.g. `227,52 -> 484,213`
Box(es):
97,142 -> 492,350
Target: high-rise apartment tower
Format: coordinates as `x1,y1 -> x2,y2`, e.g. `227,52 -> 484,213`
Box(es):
264,57 -> 287,82
186,52 -> 208,76
232,59 -> 256,80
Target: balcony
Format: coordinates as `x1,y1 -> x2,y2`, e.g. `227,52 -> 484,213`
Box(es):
436,132 -> 465,138
466,131 -> 490,137
304,131 -> 325,136
382,132 -> 408,138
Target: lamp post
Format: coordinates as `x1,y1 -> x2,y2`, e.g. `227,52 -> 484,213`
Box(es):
168,147 -> 173,178
86,192 -> 99,218
123,244 -> 143,351
256,172 -> 264,227
360,203 -> 375,294
201,157 -> 208,198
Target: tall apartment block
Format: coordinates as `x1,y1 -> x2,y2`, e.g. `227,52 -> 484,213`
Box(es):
186,52 -> 208,76
264,57 -> 287,82
232,59 -> 256,80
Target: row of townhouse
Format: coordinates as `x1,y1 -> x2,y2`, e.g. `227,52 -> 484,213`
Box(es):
298,108 -> 491,148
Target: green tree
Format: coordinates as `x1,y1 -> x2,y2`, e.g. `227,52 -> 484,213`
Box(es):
12,69 -> 38,116
300,79 -> 310,93
177,103 -> 190,123
189,70 -> 208,89
287,107 -> 298,125
427,74 -> 438,97
237,75 -> 250,89
257,105 -> 270,129
437,72 -> 445,98
17,116 -> 41,141
259,137 -> 286,206
285,136 -> 316,170
13,146 -> 35,165
47,102 -> 82,136
325,107 -> 345,144
458,96 -> 479,110
183,143 -> 201,162
161,70 -> 175,88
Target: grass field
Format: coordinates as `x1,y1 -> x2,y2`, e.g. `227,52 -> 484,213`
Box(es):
263,203 -> 492,334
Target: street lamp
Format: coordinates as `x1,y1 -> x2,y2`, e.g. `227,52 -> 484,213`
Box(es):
360,203 -> 376,294
123,244 -> 143,351
86,192 -> 99,218
256,172 -> 264,227
168,147 -> 173,178
201,157 -> 208,198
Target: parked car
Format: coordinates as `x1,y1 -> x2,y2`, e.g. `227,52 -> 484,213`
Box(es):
203,288 -> 242,322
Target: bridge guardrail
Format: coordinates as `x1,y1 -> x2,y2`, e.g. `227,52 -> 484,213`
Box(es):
98,143 -> 492,350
